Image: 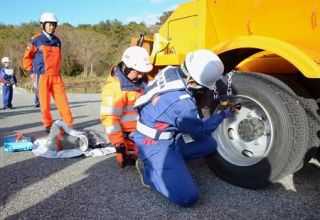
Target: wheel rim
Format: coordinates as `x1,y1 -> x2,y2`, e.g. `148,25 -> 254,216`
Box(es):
213,95 -> 274,166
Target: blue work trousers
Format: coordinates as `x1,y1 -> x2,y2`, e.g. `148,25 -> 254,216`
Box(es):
2,85 -> 13,108
34,93 -> 40,106
137,135 -> 217,207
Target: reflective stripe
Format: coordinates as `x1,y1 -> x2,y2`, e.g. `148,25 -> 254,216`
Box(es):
103,96 -> 114,105
100,106 -> 123,115
179,94 -> 191,100
137,121 -> 174,140
121,114 -> 138,122
124,105 -> 135,112
105,124 -> 121,134
135,79 -> 186,108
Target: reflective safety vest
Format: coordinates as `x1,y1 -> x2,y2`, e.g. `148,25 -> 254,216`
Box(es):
134,66 -> 187,108
100,66 -> 145,146
135,66 -> 192,140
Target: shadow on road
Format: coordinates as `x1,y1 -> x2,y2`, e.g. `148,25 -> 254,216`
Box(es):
0,156 -> 81,216
4,157 -> 159,220
0,109 -> 41,119
69,100 -> 101,105
0,116 -> 90,140
0,104 -> 86,120
3,157 -> 320,219
73,119 -> 101,130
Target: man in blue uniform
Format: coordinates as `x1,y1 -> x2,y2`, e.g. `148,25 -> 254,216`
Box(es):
134,49 -> 234,207
0,57 -> 17,109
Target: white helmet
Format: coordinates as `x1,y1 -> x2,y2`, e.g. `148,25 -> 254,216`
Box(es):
121,46 -> 153,73
1,57 -> 10,64
183,49 -> 224,90
40,12 -> 58,23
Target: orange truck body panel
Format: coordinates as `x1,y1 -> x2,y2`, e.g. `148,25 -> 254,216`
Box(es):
151,0 -> 320,78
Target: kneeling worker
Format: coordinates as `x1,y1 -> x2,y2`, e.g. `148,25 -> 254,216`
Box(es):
134,49 -> 235,207
100,46 -> 152,168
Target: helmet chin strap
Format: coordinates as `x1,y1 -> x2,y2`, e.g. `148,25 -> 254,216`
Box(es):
119,62 -> 132,75
180,61 -> 190,78
187,80 -> 204,90
179,64 -> 204,90
118,62 -> 145,84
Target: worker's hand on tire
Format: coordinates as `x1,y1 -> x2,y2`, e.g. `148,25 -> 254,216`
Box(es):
221,106 -> 234,118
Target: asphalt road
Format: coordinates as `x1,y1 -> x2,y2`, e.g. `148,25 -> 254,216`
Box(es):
0,88 -> 320,220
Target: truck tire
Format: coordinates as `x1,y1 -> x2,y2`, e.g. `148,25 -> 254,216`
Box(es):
273,75 -> 320,164
250,73 -> 320,166
206,73 -> 309,189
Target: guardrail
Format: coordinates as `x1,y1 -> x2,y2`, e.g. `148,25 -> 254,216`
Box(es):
64,81 -> 105,93
17,80 -> 105,94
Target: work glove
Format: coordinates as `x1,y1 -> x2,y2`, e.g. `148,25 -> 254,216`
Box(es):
220,106 -> 234,118
115,144 -> 127,168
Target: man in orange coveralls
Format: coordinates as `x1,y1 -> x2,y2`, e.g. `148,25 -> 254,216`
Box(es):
23,12 -> 73,133
100,46 -> 152,168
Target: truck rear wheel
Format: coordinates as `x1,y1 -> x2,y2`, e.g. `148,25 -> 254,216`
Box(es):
206,73 -> 309,189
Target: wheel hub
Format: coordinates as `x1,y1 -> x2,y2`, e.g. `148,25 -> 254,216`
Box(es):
238,118 -> 265,142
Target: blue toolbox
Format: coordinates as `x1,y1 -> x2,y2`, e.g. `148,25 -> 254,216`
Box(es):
3,135 -> 34,152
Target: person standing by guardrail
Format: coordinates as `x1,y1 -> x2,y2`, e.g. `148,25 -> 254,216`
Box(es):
0,57 -> 17,109
23,12 -> 73,133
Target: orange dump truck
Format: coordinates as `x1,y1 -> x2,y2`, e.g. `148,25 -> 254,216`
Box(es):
136,0 -> 320,189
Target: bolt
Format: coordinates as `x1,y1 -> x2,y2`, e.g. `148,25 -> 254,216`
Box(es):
242,149 -> 254,158
264,129 -> 271,136
228,128 -> 235,140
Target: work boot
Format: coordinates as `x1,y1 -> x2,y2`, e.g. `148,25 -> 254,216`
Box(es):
135,158 -> 150,188
126,157 -> 137,166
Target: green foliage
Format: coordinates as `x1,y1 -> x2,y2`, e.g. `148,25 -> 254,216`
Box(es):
155,11 -> 173,27
0,11 -> 169,78
61,55 -> 82,76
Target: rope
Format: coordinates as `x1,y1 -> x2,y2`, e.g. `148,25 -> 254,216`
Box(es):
135,159 -> 150,188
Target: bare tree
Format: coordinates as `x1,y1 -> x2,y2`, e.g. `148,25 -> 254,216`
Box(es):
4,39 -> 26,77
62,29 -> 111,78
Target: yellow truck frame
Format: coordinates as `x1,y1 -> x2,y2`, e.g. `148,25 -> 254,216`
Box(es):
138,0 -> 320,188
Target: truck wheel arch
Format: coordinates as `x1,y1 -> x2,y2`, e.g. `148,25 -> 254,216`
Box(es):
212,36 -> 320,78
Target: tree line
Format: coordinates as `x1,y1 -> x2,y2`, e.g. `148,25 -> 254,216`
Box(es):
0,11 -> 172,79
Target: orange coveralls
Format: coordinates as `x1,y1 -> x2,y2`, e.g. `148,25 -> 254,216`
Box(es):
23,32 -> 73,127
100,66 -> 145,158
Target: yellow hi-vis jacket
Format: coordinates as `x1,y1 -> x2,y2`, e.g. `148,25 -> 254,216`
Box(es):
100,67 -> 145,146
